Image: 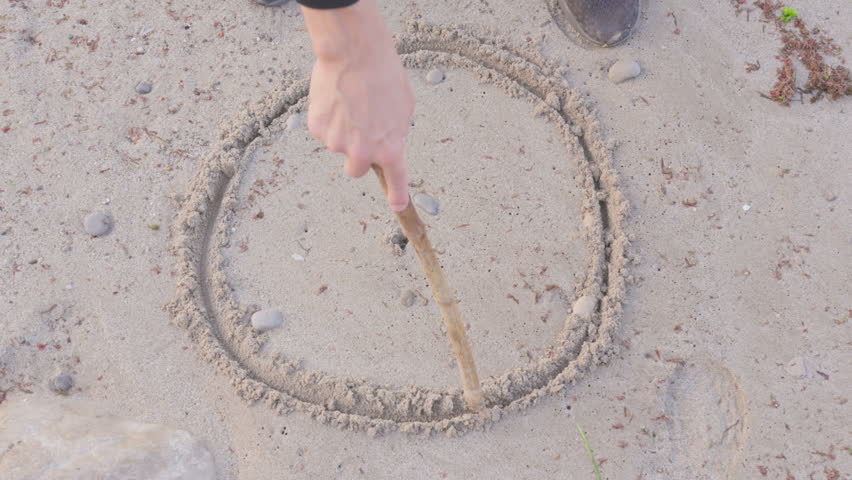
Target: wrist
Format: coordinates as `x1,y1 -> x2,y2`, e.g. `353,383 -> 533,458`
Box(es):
301,0 -> 389,63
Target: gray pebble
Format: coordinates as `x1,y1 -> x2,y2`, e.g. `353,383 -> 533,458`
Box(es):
400,289 -> 417,307
389,229 -> 408,247
607,60 -> 641,84
50,372 -> 74,394
83,213 -> 111,237
285,113 -> 302,131
426,69 -> 445,85
251,309 -> 284,331
135,82 -> 152,95
413,192 -> 439,215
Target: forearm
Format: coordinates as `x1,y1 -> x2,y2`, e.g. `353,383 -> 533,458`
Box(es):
300,0 -> 392,62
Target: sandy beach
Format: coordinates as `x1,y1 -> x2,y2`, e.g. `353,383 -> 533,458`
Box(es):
1,0 -> 849,478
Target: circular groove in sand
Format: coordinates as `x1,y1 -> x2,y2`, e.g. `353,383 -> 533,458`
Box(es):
169,23 -> 629,436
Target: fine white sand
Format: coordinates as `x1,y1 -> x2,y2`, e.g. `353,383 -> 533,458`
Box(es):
1,0 -> 849,478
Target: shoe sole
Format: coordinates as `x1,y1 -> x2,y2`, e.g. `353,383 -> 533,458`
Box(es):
546,0 -> 642,48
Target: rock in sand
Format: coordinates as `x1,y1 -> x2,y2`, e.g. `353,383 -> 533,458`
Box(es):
785,356 -> 812,378
251,308 -> 284,331
572,295 -> 597,318
413,192 -> 439,215
426,69 -> 445,85
135,81 -> 152,94
49,372 -> 74,394
400,289 -> 417,307
608,60 -> 641,84
0,398 -> 217,479
286,113 -> 302,130
83,212 -> 111,236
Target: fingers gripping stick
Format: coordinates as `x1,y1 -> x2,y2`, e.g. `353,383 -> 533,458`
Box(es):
372,165 -> 483,411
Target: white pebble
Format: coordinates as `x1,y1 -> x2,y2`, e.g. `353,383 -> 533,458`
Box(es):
251,309 -> 284,331
607,60 -> 641,84
742,204 -> 751,211
426,69 -> 445,85
285,113 -> 302,130
292,253 -> 305,261
785,357 -> 811,378
572,295 -> 597,318
413,192 -> 439,215
83,213 -> 111,236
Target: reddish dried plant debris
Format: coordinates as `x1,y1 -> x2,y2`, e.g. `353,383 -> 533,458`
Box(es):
812,446 -> 836,460
611,423 -> 624,429
37,344 -> 47,350
757,465 -> 768,476
824,467 -> 840,480
750,1 -> 850,105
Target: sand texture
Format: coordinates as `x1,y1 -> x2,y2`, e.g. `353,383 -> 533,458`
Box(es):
1,0 -> 849,478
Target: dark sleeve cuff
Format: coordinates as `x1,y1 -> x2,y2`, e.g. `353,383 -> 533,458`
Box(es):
297,0 -> 359,8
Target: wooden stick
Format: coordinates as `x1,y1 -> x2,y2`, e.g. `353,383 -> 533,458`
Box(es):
372,165 -> 483,410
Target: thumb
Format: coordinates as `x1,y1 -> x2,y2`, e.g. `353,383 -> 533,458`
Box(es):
382,160 -> 410,212
376,138 -> 409,212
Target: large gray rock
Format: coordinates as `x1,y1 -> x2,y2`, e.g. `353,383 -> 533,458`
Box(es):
0,398 -> 217,479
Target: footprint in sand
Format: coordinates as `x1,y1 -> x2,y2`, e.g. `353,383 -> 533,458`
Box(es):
650,359 -> 747,479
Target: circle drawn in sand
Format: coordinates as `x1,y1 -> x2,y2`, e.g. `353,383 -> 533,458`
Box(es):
169,23 -> 629,436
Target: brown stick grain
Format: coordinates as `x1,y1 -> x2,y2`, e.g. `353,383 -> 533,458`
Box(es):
372,165 -> 483,410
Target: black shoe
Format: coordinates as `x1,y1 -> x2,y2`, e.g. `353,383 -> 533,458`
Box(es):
550,0 -> 641,47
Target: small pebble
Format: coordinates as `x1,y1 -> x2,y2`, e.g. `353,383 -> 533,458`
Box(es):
785,357 -> 811,378
251,309 -> 284,331
742,204 -> 751,211
572,295 -> 597,318
285,113 -> 302,130
83,213 -> 111,236
135,82 -> 152,95
50,372 -> 74,394
400,289 -> 417,307
607,60 -> 641,84
389,229 -> 408,248
413,192 -> 439,215
426,69 -> 445,85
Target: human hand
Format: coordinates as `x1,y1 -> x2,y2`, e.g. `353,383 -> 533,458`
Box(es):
301,0 -> 414,211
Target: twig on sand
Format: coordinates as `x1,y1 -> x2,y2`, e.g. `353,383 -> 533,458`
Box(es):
371,165 -> 483,410
577,424 -> 602,480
